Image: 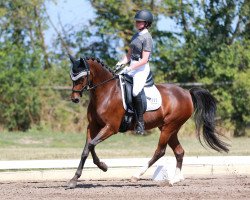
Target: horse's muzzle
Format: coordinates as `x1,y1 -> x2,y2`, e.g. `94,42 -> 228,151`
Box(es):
71,96 -> 80,103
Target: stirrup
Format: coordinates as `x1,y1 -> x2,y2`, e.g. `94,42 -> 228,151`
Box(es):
135,121 -> 145,135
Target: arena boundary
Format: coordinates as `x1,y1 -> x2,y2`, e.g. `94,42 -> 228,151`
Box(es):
0,156 -> 249,181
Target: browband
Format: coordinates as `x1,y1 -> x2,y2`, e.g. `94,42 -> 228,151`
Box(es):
70,70 -> 90,81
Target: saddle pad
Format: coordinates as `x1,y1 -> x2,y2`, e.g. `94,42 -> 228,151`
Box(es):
119,75 -> 162,112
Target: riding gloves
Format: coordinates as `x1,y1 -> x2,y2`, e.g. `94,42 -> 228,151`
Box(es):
115,64 -> 125,72
119,66 -> 132,75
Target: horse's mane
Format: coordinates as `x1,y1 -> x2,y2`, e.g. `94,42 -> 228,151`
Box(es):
85,57 -> 115,75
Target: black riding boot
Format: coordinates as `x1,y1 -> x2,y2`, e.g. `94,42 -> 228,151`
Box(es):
133,93 -> 145,135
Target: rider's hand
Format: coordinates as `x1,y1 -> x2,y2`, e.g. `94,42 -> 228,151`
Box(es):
115,64 -> 125,71
118,66 -> 132,75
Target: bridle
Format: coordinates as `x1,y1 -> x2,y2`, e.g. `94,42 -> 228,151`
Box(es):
71,67 -> 118,97
71,70 -> 91,97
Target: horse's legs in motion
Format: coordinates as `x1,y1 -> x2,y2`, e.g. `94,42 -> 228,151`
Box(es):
168,133 -> 185,186
91,147 -> 108,172
68,138 -> 90,188
131,125 -> 176,182
68,124 -> 114,188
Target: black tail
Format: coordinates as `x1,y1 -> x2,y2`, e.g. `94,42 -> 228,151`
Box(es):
190,87 -> 229,153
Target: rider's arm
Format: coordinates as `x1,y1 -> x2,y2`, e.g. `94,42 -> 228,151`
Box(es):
128,50 -> 150,71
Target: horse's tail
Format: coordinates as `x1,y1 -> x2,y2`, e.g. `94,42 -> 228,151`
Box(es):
189,87 -> 229,153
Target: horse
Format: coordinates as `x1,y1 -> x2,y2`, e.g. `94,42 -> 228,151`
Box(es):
68,55 -> 229,189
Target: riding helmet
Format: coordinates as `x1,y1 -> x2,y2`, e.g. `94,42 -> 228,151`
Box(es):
134,10 -> 153,23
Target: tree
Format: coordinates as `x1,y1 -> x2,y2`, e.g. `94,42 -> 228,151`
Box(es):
156,0 -> 250,135
0,0 -> 50,130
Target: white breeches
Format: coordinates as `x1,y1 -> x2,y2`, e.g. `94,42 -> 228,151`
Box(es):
127,60 -> 150,97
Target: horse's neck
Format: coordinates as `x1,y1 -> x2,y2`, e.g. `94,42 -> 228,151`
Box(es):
89,62 -> 118,101
90,62 -> 114,85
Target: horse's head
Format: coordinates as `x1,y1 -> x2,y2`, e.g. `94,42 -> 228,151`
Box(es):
69,54 -> 90,103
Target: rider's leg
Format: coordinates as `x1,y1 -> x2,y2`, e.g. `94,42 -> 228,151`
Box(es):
131,65 -> 149,97
131,67 -> 149,134
132,91 -> 145,134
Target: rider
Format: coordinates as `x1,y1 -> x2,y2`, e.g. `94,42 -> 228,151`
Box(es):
116,10 -> 153,135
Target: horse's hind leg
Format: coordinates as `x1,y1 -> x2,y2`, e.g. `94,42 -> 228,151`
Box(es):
168,133 -> 185,186
131,125 -> 175,182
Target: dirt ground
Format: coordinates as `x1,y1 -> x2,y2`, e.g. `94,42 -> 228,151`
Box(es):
0,175 -> 249,200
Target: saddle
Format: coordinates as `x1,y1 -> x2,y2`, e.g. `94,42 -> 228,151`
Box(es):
119,71 -> 155,132
122,72 -> 154,112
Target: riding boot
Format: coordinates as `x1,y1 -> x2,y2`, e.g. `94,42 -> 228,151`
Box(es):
133,93 -> 145,135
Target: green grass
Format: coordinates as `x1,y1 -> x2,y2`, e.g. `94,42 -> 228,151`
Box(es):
0,130 -> 249,160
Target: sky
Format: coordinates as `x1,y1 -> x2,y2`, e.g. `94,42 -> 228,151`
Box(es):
45,0 -> 94,46
45,0 -> 179,48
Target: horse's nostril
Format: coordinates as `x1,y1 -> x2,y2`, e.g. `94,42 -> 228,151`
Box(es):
72,98 -> 80,103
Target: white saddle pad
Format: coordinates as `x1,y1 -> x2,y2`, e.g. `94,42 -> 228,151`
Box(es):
119,75 -> 162,112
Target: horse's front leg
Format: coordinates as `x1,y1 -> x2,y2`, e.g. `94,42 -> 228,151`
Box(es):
88,124 -> 115,171
68,140 -> 90,189
91,147 -> 108,172
68,123 -> 97,189
68,124 -> 114,189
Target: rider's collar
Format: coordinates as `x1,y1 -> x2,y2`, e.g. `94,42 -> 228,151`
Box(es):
138,29 -> 148,36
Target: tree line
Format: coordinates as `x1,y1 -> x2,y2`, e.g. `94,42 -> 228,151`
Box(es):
0,0 -> 249,136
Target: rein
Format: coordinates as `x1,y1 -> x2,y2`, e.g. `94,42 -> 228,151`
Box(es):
87,75 -> 118,91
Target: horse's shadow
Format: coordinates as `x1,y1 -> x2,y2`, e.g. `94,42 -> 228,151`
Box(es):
75,182 -> 158,189
35,179 -> 160,190
67,179 -> 159,189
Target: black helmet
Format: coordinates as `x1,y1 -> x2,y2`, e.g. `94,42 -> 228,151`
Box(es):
134,10 -> 153,23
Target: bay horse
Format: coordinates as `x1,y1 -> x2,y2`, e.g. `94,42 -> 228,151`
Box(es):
68,55 -> 229,189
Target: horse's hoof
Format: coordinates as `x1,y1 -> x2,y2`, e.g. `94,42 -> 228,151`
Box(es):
68,180 -> 77,189
169,178 -> 182,187
169,181 -> 174,187
99,162 -> 108,172
131,176 -> 139,183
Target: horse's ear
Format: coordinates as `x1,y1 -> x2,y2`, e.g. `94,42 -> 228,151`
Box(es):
80,57 -> 90,70
69,54 -> 75,64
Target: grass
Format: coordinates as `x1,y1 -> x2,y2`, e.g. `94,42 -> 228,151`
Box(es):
0,129 -> 249,160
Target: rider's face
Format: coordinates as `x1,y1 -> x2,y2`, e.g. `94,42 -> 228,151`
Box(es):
135,21 -> 146,30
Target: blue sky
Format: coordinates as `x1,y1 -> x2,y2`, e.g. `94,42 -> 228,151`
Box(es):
45,0 -> 94,46
45,0 -> 179,48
